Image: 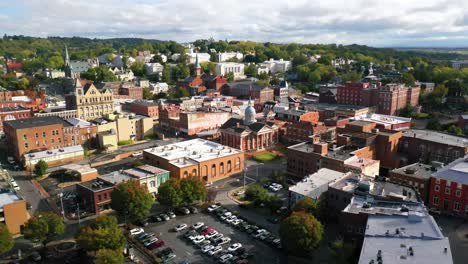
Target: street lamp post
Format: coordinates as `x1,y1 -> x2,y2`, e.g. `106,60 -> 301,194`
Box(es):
77,203 -> 81,227
58,192 -> 65,221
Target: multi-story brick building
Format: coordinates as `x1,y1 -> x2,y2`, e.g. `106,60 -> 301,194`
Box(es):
282,121 -> 328,144
119,86 -> 143,100
4,116 -> 65,161
286,140 -> 379,178
65,79 -> 114,120
123,101 -> 159,118
389,163 -> 433,204
179,111 -> 231,136
399,129 -> 468,165
226,82 -> 275,104
0,106 -> 32,133
428,157 -> 468,217
76,178 -> 114,214
143,139 -> 244,182
63,118 -> 98,147
337,82 -> 370,105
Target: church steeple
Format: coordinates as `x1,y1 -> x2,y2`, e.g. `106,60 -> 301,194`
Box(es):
195,52 -> 202,76
65,45 -> 70,66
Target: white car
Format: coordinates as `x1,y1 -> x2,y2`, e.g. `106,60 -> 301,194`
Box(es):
269,183 -> 283,192
130,228 -> 144,236
227,243 -> 242,252
225,215 -> 237,224
217,237 -> 231,245
7,157 -> 15,164
207,204 -> 220,212
174,223 -> 188,232
208,245 -> 223,256
253,229 -> 267,238
204,230 -> 219,239
192,222 -> 204,230
192,235 -> 205,244
218,253 -> 233,263
11,181 -> 20,191
143,237 -> 158,247
131,151 -> 142,157
201,244 -> 215,253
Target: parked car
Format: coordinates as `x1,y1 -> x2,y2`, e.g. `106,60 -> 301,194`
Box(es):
150,215 -> 162,222
192,222 -> 204,230
174,223 -> 188,232
218,253 -> 233,263
136,219 -> 149,227
167,211 -> 176,218
147,240 -> 165,250
225,215 -> 237,224
204,230 -> 219,239
197,239 -> 212,249
189,206 -> 198,214
178,207 -> 190,215
192,235 -> 205,244
228,243 -> 242,252
216,237 -> 231,245
156,248 -> 173,258
136,233 -> 151,241
210,233 -> 224,242
207,204 -> 220,212
160,214 -> 170,221
208,245 -> 223,256
201,244 -> 215,253
200,227 -> 216,236
162,253 -> 176,263
131,151 -> 142,157
144,237 -> 158,247
130,228 -> 144,236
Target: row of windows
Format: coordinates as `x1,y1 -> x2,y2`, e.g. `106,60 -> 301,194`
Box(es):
24,138 -> 62,149
434,185 -> 462,197
432,196 -> 468,212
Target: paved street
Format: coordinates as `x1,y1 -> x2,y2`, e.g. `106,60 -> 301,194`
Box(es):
434,215 -> 468,264
141,210 -> 285,264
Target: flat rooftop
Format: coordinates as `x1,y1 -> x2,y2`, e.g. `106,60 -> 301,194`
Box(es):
403,129 -> 468,148
143,138 -> 242,168
345,155 -> 380,169
432,156 -> 468,185
344,196 -> 422,216
0,192 -> 22,207
391,163 -> 433,180
5,116 -> 64,130
24,145 -> 84,161
289,168 -> 349,199
124,165 -> 168,179
359,212 -> 452,264
78,178 -> 115,192
61,164 -> 97,175
353,113 -> 411,127
98,171 -> 133,185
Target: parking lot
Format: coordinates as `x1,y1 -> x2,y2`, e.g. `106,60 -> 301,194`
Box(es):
133,207 -> 286,264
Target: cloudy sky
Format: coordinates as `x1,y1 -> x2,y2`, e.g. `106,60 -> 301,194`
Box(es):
1,0 -> 468,47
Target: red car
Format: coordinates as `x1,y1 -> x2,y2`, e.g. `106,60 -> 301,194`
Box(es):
200,227 -> 215,236
147,240 -> 165,250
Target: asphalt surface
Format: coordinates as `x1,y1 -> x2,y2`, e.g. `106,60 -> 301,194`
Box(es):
140,210 -> 286,264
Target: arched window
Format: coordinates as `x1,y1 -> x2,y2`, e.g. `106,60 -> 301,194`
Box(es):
235,157 -> 241,169
211,164 -> 216,178
227,160 -> 232,172
220,162 -> 224,174
192,169 -> 197,177
183,171 -> 188,178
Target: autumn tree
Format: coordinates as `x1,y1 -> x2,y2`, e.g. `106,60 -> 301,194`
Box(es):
279,212 -> 323,256
33,159 -> 48,177
76,215 -> 125,252
111,180 -> 154,222
23,212 -> 64,243
95,248 -> 124,264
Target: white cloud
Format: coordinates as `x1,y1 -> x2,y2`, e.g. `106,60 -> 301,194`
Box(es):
1,0 -> 468,46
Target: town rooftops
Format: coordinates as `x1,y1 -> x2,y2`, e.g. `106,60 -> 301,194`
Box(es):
359,210 -> 452,264
289,168 -> 350,199
5,116 -> 64,130
403,129 -> 468,148
432,156 -> 468,185
0,192 -> 22,207
352,113 -> 411,128
123,165 -> 169,179
78,178 -> 115,192
24,145 -> 84,162
65,118 -> 93,128
143,138 -> 242,168
391,163 -> 433,180
128,100 -> 158,107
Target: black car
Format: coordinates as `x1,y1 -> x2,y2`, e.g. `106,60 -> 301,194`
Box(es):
136,219 -> 149,227
267,217 -> 280,224
156,247 -> 173,258
177,207 -> 190,215
233,247 -> 246,256
189,206 -> 198,214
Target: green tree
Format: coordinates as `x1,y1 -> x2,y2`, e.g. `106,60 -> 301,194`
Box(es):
447,125 -> 464,135
279,212 -> 323,256
244,64 -> 257,77
341,71 -> 362,82
46,55 -> 65,69
293,197 -> 321,218
174,89 -> 190,98
17,77 -> 29,89
317,54 -> 333,65
111,180 -> 154,222
23,212 -> 65,243
225,72 -> 234,82
245,184 -> 269,206
398,104 -> 414,117
432,84 -> 448,98
33,159 -> 48,177
401,72 -> 416,86
258,72 -> 269,80
95,248 -> 124,264
426,118 -> 442,131
329,238 -> 355,264
267,195 -> 283,213
81,68 -> 97,81
161,66 -> 172,83
142,87 -> 152,99
95,66 -> 118,82
180,177 -> 207,204
130,62 -> 145,77
0,223 -> 14,255
157,178 -> 183,208
76,215 -> 125,252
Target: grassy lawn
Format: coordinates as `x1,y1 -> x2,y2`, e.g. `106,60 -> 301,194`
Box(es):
253,152 -> 278,162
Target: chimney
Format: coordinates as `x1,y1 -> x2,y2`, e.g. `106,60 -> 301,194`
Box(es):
313,142 -> 328,156
309,135 -> 320,144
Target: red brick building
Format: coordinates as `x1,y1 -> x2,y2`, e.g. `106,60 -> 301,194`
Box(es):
337,82 -> 370,105
76,178 -> 114,213
428,157 -> 468,217
282,121 -> 328,144
177,64 -> 229,95
119,86 -> 143,100
125,101 -> 159,118
0,106 -> 32,133
63,118 -> 98,147
389,163 -> 433,204
4,116 -> 65,161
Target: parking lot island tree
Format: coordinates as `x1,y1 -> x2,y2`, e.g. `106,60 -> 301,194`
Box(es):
279,211 -> 324,256
180,177 -> 207,204
0,223 -> 14,255
111,180 -> 155,222
95,248 -> 124,264
158,178 -> 183,208
158,177 -> 207,207
245,184 -> 270,206
329,238 -> 356,264
293,197 -> 321,218
76,215 -> 125,252
33,159 -> 48,177
23,212 -> 65,243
